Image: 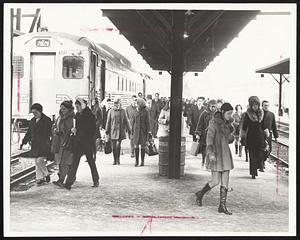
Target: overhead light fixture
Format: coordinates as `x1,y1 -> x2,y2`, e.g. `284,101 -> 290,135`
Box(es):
185,10 -> 195,16
183,31 -> 189,39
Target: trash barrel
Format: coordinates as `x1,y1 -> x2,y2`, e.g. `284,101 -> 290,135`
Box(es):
158,136 -> 186,176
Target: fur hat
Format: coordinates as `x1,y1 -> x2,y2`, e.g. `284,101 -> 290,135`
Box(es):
248,96 -> 260,107
221,102 -> 234,112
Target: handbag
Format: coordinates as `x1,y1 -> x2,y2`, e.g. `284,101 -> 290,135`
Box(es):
146,139 -> 158,156
104,140 -> 112,154
190,140 -> 200,156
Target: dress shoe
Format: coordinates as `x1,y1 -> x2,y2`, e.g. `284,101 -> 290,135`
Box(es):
92,182 -> 99,188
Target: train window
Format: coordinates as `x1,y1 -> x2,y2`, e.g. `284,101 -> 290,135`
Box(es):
122,78 -> 124,91
129,80 -> 131,91
12,56 -> 24,78
62,56 -> 84,79
117,76 -> 120,91
126,79 -> 128,91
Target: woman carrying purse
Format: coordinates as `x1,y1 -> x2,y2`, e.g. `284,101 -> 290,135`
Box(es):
195,103 -> 235,215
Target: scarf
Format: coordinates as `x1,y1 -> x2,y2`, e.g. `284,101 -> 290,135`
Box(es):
246,107 -> 264,123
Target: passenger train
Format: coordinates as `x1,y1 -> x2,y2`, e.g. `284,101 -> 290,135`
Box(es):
12,31 -> 150,124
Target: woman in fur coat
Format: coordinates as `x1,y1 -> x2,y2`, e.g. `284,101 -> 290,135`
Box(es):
195,103 -> 235,215
241,96 -> 269,179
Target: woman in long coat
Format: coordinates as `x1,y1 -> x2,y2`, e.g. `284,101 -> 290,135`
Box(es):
131,98 -> 151,167
20,103 -> 52,185
52,100 -> 75,187
241,96 -> 268,179
195,103 -> 235,215
105,99 -> 131,165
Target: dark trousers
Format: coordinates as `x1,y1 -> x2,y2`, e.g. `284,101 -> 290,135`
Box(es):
248,147 -> 264,176
58,164 -> 71,183
112,139 -> 122,162
65,147 -> 99,185
130,135 -> 134,154
153,120 -> 159,137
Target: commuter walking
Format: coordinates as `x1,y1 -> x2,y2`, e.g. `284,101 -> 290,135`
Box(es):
131,98 -> 151,167
232,104 -> 243,157
20,103 -> 52,185
64,98 -> 99,190
195,103 -> 235,215
153,93 -> 164,137
126,95 -> 138,158
101,98 -> 112,128
262,100 -> 278,165
241,96 -> 269,179
216,99 -> 224,112
146,94 -> 160,138
91,97 -> 103,156
157,100 -> 170,137
52,100 -> 75,187
195,99 -> 217,165
188,97 -> 206,142
105,99 -> 131,165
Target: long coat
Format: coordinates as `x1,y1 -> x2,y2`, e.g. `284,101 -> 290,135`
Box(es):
188,105 -> 206,136
92,104 -> 103,138
22,113 -> 52,158
195,108 -> 215,146
106,107 -> 131,140
242,108 -> 266,150
206,112 -> 235,172
74,107 -> 96,153
148,101 -> 160,135
262,110 -> 278,139
53,110 -> 75,165
131,107 -> 150,145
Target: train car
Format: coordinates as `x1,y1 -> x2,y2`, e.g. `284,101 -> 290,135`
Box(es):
12,31 -> 147,125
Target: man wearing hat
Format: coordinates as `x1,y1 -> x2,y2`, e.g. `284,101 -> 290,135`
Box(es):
195,99 -> 217,165
64,97 -> 99,189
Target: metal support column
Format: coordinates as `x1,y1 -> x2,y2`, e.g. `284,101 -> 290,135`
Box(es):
168,10 -> 185,179
279,74 -> 283,116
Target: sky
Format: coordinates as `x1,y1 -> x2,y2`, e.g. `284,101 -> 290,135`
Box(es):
10,4 -> 295,113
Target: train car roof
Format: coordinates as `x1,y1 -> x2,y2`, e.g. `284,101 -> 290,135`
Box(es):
13,31 -> 134,69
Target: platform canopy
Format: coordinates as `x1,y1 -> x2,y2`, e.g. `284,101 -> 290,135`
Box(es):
102,10 -> 259,72
255,58 -> 290,75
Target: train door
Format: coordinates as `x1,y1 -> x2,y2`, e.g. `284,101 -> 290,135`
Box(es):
89,51 -> 97,105
30,53 -> 56,117
100,60 -> 106,101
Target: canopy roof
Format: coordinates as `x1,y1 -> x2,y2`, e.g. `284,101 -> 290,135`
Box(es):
102,10 -> 259,72
255,58 -> 290,74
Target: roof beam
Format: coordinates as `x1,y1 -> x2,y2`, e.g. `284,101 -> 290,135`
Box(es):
136,10 -> 171,56
151,10 -> 172,30
185,10 -> 225,57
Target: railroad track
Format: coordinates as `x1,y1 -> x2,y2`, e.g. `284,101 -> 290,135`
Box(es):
270,138 -> 289,167
10,160 -> 55,188
11,150 -> 30,165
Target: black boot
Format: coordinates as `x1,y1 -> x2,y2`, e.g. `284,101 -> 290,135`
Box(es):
195,183 -> 211,206
140,148 -> 146,166
245,148 -> 248,162
135,148 -> 139,167
53,179 -> 64,188
117,147 -> 121,165
235,145 -> 238,155
218,186 -> 232,215
238,145 -> 242,157
113,150 -> 117,165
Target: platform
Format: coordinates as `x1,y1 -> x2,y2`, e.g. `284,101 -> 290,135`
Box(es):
8,135 -> 289,236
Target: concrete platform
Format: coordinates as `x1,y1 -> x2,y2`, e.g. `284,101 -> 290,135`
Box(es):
8,135 -> 289,236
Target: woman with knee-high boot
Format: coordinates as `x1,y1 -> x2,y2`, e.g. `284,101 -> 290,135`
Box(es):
131,98 -> 151,167
232,104 -> 243,157
105,99 -> 131,165
195,103 -> 235,215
